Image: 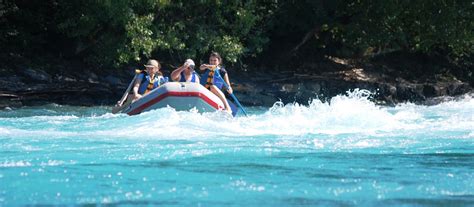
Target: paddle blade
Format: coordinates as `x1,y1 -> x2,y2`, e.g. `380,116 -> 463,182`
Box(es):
227,98 -> 238,117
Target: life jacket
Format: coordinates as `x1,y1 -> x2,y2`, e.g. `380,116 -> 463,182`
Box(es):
200,66 -> 226,90
179,71 -> 198,83
137,70 -> 166,95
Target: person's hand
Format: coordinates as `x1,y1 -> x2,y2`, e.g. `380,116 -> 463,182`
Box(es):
208,64 -> 217,71
227,87 -> 233,94
115,101 -> 122,107
133,94 -> 142,101
200,64 -> 216,71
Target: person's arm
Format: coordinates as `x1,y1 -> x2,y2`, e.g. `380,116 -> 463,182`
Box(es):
199,64 -> 217,71
132,76 -> 143,100
199,64 -> 209,71
170,64 -> 187,81
223,73 -> 233,94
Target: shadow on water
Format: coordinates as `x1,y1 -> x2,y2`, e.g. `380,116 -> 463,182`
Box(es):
381,196 -> 474,207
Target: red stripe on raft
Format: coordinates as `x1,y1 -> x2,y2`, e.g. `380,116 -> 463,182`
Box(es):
127,91 -> 222,115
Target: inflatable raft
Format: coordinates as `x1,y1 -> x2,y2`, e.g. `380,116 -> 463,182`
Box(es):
120,82 -> 237,116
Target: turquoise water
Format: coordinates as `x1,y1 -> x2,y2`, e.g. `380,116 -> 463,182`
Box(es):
1,90 -> 473,206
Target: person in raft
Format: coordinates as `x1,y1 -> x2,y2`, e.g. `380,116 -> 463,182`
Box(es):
132,59 -> 168,100
170,59 -> 200,83
199,52 -> 233,114
112,59 -> 167,113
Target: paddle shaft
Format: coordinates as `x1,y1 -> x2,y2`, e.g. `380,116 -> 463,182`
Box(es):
117,74 -> 138,106
213,69 -> 248,116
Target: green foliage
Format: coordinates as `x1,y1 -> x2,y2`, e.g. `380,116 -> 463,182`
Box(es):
263,0 -> 473,63
1,0 -> 270,67
119,14 -> 155,64
337,0 -> 474,58
136,0 -> 270,64
117,0 -> 272,65
1,0 -> 472,70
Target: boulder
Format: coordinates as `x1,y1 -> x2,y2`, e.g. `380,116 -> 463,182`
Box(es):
21,68 -> 52,83
104,75 -> 123,86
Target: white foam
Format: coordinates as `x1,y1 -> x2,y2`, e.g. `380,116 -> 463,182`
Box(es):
0,161 -> 32,168
0,90 -> 472,141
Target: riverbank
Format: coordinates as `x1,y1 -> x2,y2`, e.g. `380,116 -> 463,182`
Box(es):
0,54 -> 472,109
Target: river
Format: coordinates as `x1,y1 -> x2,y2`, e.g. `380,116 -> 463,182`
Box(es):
1,90 -> 473,206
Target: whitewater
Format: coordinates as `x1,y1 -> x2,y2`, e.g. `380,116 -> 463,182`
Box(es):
1,90 -> 473,206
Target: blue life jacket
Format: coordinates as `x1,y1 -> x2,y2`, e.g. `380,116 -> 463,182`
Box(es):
200,67 -> 227,89
137,72 -> 167,95
179,71 -> 198,83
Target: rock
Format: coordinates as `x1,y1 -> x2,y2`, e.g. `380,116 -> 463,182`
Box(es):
396,84 -> 426,102
25,84 -> 50,92
0,98 -> 22,108
21,68 -> 52,83
388,85 -> 397,95
447,82 -> 471,96
305,83 -> 321,94
55,75 -> 77,82
423,84 -> 437,97
87,71 -> 99,83
238,92 -> 277,106
104,75 -> 122,86
280,83 -> 297,93
0,57 -> 472,107
0,76 -> 26,91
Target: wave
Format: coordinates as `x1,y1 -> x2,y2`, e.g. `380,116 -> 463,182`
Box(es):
0,90 -> 472,140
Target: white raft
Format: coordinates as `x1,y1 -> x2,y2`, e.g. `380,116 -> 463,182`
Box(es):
121,82 -> 234,116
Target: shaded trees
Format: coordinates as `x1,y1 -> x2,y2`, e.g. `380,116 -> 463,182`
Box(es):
1,0 -> 472,73
1,0 -> 272,67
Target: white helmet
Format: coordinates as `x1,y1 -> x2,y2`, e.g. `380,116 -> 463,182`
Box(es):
185,59 -> 195,69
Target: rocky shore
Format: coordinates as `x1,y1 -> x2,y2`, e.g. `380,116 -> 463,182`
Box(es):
0,57 -> 472,109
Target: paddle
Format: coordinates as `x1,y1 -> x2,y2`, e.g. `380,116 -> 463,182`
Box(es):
213,68 -> 248,116
112,71 -> 139,114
